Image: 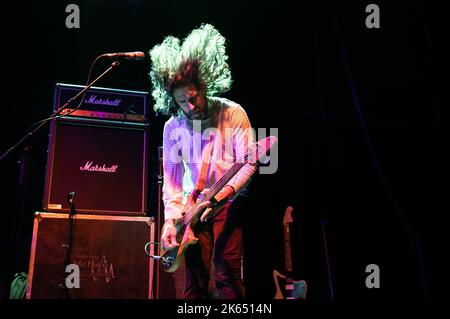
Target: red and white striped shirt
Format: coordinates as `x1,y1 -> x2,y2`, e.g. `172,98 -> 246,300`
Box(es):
162,97 -> 257,220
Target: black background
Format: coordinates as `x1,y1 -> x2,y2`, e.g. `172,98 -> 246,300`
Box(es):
0,0 -> 448,300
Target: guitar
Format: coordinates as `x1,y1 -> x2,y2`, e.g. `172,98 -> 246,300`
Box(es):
160,135 -> 278,273
273,206 -> 307,299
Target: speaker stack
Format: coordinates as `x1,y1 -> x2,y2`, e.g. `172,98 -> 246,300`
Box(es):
26,83 -> 155,299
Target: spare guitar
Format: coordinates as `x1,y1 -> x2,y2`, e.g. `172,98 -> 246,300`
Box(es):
273,206 -> 307,299
160,135 -> 278,273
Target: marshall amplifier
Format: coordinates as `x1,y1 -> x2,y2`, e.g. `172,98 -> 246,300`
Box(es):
54,83 -> 148,123
26,212 -> 155,299
42,116 -> 149,215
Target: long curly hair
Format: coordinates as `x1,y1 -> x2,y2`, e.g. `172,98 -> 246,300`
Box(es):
149,24 -> 232,117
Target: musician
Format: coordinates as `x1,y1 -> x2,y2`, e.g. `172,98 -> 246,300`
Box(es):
149,24 -> 257,299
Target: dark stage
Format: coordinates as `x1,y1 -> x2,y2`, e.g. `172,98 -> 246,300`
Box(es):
0,0 -> 448,303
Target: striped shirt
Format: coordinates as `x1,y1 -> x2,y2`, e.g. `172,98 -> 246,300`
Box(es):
162,97 -> 257,220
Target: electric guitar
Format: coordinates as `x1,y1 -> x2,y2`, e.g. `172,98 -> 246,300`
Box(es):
273,206 -> 307,299
160,135 -> 278,273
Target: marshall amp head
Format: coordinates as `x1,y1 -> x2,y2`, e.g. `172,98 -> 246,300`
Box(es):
54,83 -> 148,122
42,116 -> 149,216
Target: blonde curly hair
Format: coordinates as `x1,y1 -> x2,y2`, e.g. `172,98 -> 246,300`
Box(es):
149,24 -> 232,117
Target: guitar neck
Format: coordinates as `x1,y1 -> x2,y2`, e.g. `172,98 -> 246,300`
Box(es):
181,135 -> 276,227
204,162 -> 245,202
184,162 -> 246,224
283,223 -> 293,274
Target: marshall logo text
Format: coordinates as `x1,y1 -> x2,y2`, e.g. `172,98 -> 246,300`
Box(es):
80,161 -> 119,173
84,94 -> 122,106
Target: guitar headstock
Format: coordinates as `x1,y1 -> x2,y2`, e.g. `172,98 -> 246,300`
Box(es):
246,136 -> 278,164
283,206 -> 294,224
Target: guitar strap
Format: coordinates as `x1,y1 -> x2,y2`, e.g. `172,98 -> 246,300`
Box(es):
195,140 -> 214,194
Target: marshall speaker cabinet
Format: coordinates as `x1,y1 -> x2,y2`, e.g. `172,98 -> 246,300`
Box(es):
42,83 -> 149,215
26,212 -> 155,299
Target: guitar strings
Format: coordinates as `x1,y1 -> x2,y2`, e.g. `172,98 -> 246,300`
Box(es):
173,140 -> 263,229
174,153 -> 252,228
174,161 -> 246,229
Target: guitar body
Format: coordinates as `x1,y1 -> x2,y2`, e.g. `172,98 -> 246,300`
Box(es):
273,270 -> 307,299
160,196 -> 200,273
160,225 -> 198,272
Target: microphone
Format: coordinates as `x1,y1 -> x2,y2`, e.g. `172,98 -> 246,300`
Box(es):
101,51 -> 145,60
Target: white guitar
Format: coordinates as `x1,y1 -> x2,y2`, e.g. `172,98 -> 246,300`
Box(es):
273,206 -> 307,299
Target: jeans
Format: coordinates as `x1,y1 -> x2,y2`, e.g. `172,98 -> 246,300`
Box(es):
183,198 -> 244,299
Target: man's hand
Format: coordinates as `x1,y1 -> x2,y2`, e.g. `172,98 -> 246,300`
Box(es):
198,185 -> 235,222
160,219 -> 179,250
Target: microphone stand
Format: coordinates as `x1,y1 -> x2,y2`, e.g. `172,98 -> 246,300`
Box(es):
62,191 -> 76,298
0,59 -> 122,162
0,58 -> 122,298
